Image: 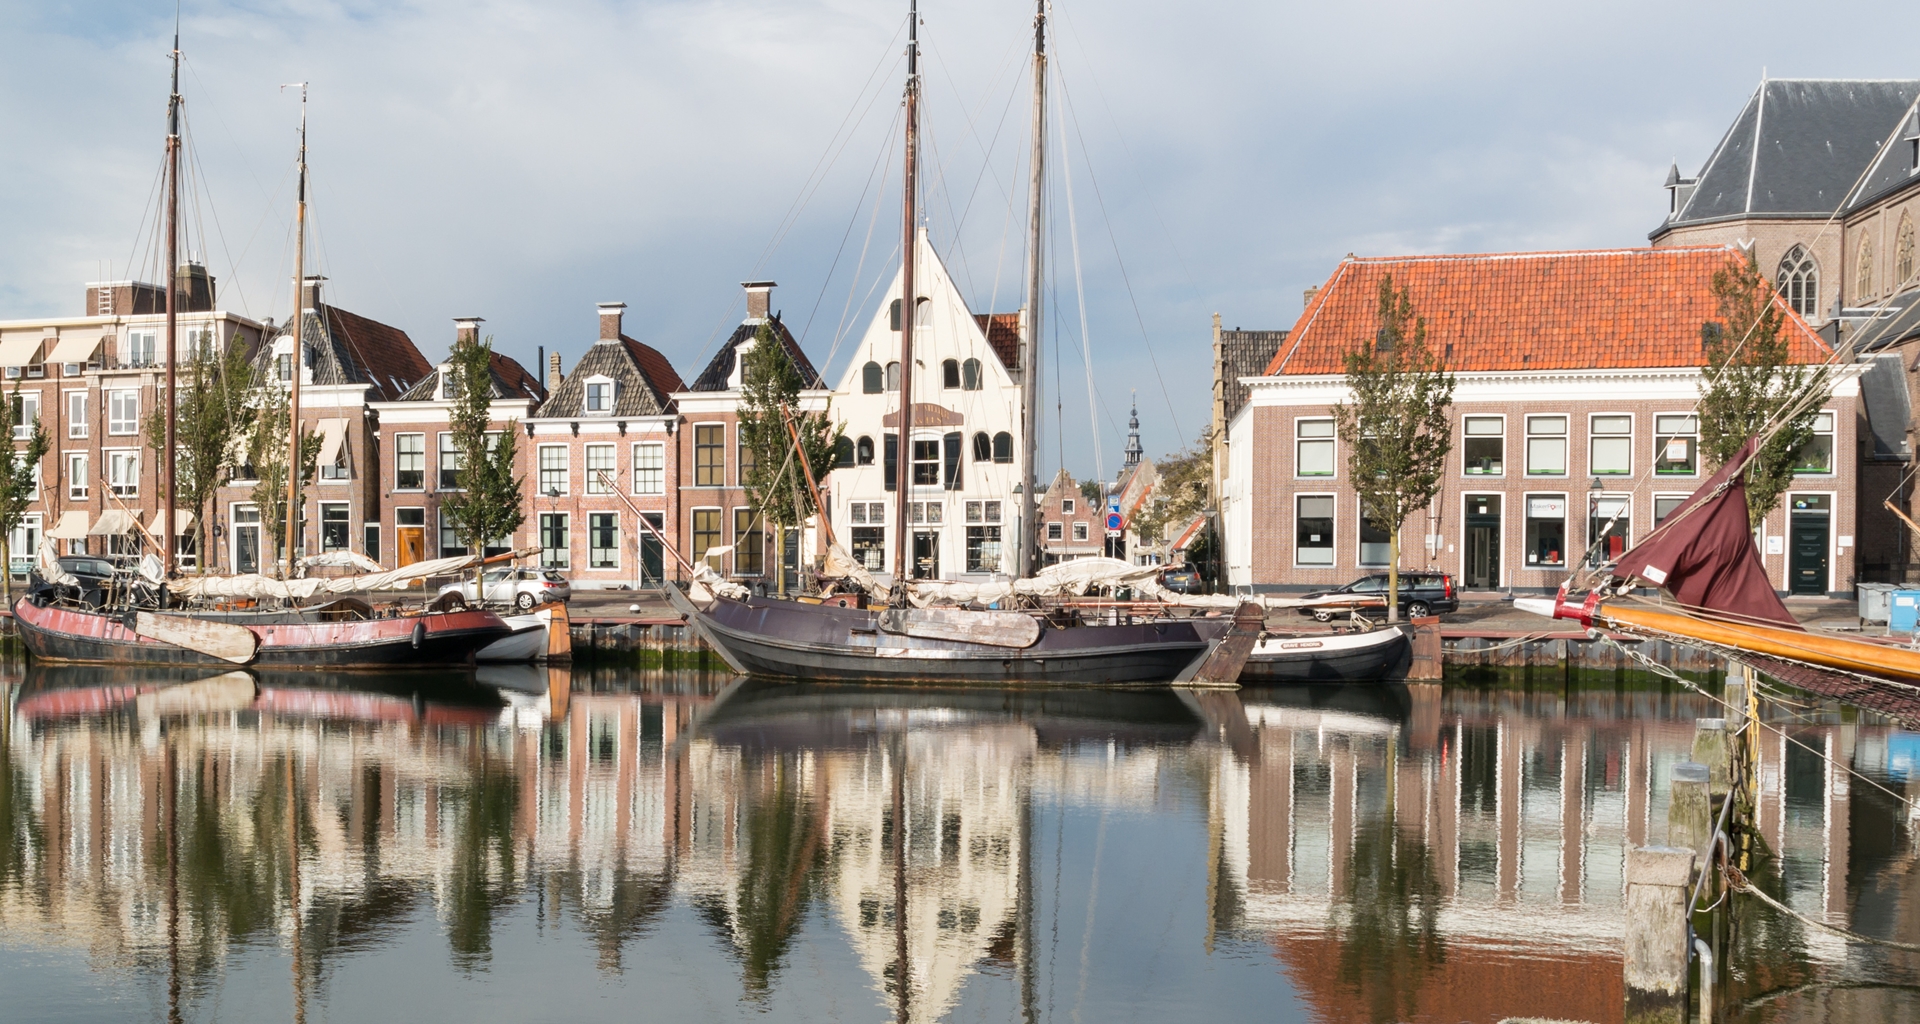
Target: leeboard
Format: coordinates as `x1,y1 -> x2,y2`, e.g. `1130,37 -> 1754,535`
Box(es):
134,612 -> 260,665
1176,602 -> 1266,687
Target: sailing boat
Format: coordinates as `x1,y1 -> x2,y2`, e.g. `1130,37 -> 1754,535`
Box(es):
667,1 -> 1261,686
14,49 -> 513,670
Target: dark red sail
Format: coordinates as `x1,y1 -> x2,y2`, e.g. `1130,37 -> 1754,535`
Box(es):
1611,438 -> 1799,629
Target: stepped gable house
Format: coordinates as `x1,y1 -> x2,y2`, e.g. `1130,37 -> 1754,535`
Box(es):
368,317 -> 545,568
524,302 -> 682,588
1224,247 -> 1857,598
1036,470 -> 1102,564
671,281 -> 828,585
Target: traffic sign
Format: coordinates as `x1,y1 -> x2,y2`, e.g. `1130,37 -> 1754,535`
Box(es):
1106,512 -> 1123,531
1106,494 -> 1120,513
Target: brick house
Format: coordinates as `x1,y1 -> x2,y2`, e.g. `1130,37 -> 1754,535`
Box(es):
671,282 -> 828,587
0,267 -> 268,572
524,303 -> 682,589
366,317 -> 545,568
1036,470 -> 1102,563
1224,247 -> 1859,597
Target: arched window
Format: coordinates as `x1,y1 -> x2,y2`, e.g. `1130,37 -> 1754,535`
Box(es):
915,297 -> 932,328
862,361 -> 883,394
962,358 -> 982,390
856,436 -> 875,465
1857,238 -> 1876,301
886,361 -> 900,391
889,299 -> 902,331
991,431 -> 1014,464
833,435 -> 855,468
942,359 -> 960,389
1775,245 -> 1819,318
1898,213 -> 1916,287
972,431 -> 992,462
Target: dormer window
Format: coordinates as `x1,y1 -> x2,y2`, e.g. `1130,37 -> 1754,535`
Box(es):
584,376 -> 615,414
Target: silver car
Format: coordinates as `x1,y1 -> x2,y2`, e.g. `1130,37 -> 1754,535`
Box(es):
437,567 -> 573,610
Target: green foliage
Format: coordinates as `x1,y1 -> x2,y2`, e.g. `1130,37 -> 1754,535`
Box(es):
1130,439 -> 1211,548
145,335 -> 254,572
737,322 -> 841,558
1697,252 -> 1819,526
1333,276 -> 1455,622
1079,478 -> 1104,509
0,384 -> 51,599
247,377 -> 322,575
440,336 -> 525,588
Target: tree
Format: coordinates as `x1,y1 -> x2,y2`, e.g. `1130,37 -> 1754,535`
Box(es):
1130,438 -> 1211,555
0,385 -> 50,600
1078,478 -> 1104,509
145,335 -> 254,573
736,321 -> 841,594
1698,252 -> 1819,526
246,375 -> 321,577
1333,275 -> 1455,623
440,335 -> 525,596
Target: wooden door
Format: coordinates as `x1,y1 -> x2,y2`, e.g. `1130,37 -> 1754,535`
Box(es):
398,527 -> 425,567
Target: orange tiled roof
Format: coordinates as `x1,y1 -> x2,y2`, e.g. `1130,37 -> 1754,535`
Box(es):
1264,246 -> 1833,376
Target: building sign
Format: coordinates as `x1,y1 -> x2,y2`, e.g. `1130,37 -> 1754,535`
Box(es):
1527,497 -> 1565,518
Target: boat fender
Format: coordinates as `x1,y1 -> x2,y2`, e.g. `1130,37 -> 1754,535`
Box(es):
412,621 -> 426,650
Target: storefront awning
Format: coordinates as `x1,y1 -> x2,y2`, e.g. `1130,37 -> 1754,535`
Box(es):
88,510 -> 140,536
317,418 -> 349,468
47,334 -> 103,365
48,511 -> 90,540
165,510 -> 195,535
0,334 -> 44,368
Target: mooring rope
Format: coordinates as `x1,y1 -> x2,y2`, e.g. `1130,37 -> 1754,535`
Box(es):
1726,866 -> 1920,954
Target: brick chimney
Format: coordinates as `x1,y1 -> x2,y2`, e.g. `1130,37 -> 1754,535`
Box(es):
742,281 -> 776,320
301,275 -> 326,311
453,317 -> 484,348
597,301 -> 626,344
1303,285 -> 1320,310
548,351 -> 564,390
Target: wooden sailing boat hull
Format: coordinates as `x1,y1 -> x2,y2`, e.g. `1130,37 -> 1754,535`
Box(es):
12,597 -> 513,669
669,586 -> 1219,685
1240,626 -> 1413,684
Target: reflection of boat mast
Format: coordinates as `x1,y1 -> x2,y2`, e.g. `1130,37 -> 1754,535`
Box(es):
892,736 -> 910,1023
288,755 -> 306,1024
166,742 -> 182,1024
1018,768 -> 1037,1024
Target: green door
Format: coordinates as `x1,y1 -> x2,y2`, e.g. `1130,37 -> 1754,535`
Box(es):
1788,513 -> 1829,595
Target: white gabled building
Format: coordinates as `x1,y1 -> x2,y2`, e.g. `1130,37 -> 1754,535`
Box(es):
826,229 -> 1029,583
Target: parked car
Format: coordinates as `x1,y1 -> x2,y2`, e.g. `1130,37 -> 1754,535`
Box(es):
437,567 -> 572,610
1297,571 -> 1457,621
1158,567 -> 1203,595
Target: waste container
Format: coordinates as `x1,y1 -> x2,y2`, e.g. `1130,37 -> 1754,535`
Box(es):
1859,582 -> 1897,624
1891,590 -> 1920,633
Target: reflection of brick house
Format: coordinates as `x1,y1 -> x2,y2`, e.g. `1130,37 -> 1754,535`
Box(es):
1036,470 -> 1101,564
367,317 -> 545,568
1226,247 -> 1858,597
523,303 -> 682,589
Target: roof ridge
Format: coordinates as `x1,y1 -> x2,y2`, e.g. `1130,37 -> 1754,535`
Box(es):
1338,245 -> 1736,264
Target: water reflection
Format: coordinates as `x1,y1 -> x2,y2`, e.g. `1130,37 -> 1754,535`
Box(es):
0,661 -> 1914,1023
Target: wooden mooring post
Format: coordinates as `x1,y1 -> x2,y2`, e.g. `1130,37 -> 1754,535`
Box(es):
1407,617 -> 1442,680
1624,845 -> 1697,1024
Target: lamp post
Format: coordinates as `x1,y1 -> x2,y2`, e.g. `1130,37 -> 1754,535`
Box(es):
1202,506 -> 1220,595
543,486 -> 561,573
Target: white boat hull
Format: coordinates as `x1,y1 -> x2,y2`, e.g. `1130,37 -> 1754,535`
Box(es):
477,610 -> 550,662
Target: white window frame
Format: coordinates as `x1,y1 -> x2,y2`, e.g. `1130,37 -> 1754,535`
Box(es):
65,390 -> 87,439
11,391 -> 39,441
1072,522 -> 1089,542
1295,492 -> 1336,568
107,389 -> 139,436
537,444 -> 569,497
1062,498 -> 1076,515
539,511 -> 570,569
1651,492 -> 1691,527
107,448 -> 139,497
1791,411 -> 1837,476
587,511 -> 620,570
437,431 -> 461,491
632,441 -> 665,495
1524,414 -> 1568,477
1587,493 -> 1632,568
583,375 -> 615,415
692,422 -> 726,487
1588,412 -> 1634,478
1523,492 -> 1569,569
1295,416 -> 1336,478
1358,508 -> 1392,567
66,452 -> 87,500
1460,413 -> 1506,478
585,443 -> 616,495
1047,521 -> 1063,541
319,500 -> 351,553
394,432 -> 426,490
1652,412 -> 1700,478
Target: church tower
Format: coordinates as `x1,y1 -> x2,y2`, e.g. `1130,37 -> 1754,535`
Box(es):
1123,391 -> 1144,470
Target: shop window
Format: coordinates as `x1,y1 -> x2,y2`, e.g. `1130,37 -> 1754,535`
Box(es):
851,526 -> 885,571
1524,494 -> 1566,567
966,526 -> 1002,572
1296,495 -> 1334,566
1587,496 -> 1629,567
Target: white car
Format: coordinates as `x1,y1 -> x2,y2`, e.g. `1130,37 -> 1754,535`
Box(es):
437,567 -> 572,610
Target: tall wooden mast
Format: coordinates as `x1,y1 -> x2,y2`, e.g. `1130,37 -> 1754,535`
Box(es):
284,84 -> 308,578
889,0 -> 922,591
162,31 -> 182,578
1017,0 -> 1046,578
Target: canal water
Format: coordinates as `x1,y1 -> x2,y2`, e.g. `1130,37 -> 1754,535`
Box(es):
0,657 -> 1915,1023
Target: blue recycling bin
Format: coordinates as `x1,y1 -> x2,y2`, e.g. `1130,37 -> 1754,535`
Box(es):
1891,591 -> 1920,633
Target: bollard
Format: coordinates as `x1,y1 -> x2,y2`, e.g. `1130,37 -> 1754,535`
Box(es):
1722,673 -> 1748,733
1692,719 -> 1730,794
1668,762 -> 1713,862
1407,619 -> 1443,680
1624,845 -> 1697,1024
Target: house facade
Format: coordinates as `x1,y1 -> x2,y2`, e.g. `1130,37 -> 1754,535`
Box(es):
1225,248 -> 1860,597
1036,470 -> 1101,563
823,228 -> 1029,583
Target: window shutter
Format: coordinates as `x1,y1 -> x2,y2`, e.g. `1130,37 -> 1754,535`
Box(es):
883,433 -> 898,492
943,432 -> 962,489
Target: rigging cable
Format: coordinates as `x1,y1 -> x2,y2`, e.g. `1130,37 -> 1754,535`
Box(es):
1055,78 -> 1105,487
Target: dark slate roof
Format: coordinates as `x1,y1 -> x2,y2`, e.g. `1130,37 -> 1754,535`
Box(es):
394,351 -> 547,403
1845,98 -> 1920,212
1218,329 -> 1287,423
1860,352 -> 1911,460
975,313 -> 1021,371
1654,79 -> 1920,237
686,316 -> 821,392
1851,286 -> 1920,353
534,336 -> 682,418
266,303 -> 431,401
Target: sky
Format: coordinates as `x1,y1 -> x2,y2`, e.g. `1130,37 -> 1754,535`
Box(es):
4,0 -> 1920,483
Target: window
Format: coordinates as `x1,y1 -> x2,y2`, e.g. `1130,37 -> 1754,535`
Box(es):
1589,414 -> 1632,476
538,445 -> 569,495
66,453 -> 86,499
862,361 -> 883,393
320,431 -> 350,480
912,439 -> 940,486
439,508 -> 467,558
738,435 -> 757,483
66,392 -> 86,438
1359,514 -> 1390,566
1776,244 -> 1819,317
395,433 -> 425,489
833,436 -> 855,468
1588,496 -> 1629,567
1653,414 -> 1698,475
1525,415 -> 1567,475
966,526 -> 1002,572
1296,418 -> 1335,476
694,424 -> 725,486
735,508 -> 763,575
1899,214 -> 1916,287
886,362 -> 900,391
942,432 -> 961,489
942,359 -> 960,389
1047,522 -> 1063,541
856,435 -> 875,465
320,502 -> 349,553
991,431 -> 1014,464
1857,238 -> 1875,301
972,432 -> 991,462
1062,498 -> 1076,515
108,450 -> 138,497
966,501 -> 981,522
438,432 -> 461,490
883,434 -> 898,490
125,329 -> 156,367
539,512 -> 570,568
962,358 -> 982,391
589,512 -> 618,569
915,298 -> 931,328
910,501 -> 942,524
985,500 -> 1000,523
277,352 -> 293,381
1462,416 -> 1503,475
851,526 -> 885,571
584,378 -> 613,414
586,444 -> 615,494
1296,495 -> 1334,566
1073,522 -> 1089,542
1653,495 -> 1687,526
890,298 -> 903,331
10,392 -> 38,441
364,524 -> 380,563
691,509 -> 721,564
108,389 -> 138,435
632,442 -> 664,494
1524,495 -> 1566,567
186,324 -> 215,361
1791,412 -> 1835,473
853,501 -> 870,523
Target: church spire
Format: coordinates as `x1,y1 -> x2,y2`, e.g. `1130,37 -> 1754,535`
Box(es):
1123,391 -> 1144,470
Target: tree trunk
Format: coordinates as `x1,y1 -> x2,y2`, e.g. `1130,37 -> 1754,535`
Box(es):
1,535 -> 11,601
775,521 -> 786,598
1386,527 -> 1400,624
